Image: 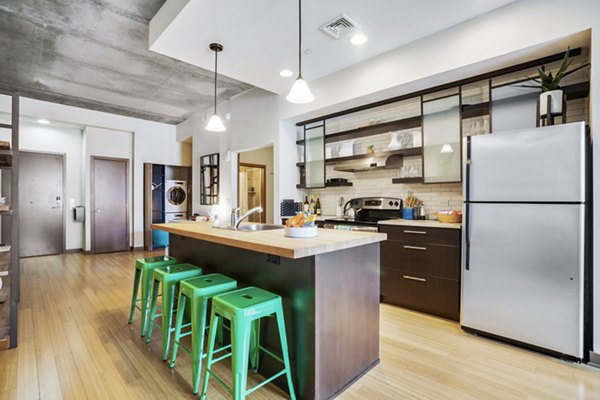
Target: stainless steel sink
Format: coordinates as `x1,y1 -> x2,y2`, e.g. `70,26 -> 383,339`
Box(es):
236,224 -> 284,231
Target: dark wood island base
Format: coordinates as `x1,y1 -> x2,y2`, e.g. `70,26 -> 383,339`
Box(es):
169,233 -> 381,400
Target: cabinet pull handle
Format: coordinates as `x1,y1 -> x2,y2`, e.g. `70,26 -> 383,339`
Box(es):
403,230 -> 427,235
403,245 -> 427,251
403,275 -> 427,282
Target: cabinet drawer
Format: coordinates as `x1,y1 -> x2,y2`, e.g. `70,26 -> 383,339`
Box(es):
380,225 -> 460,245
383,273 -> 460,321
381,240 -> 460,280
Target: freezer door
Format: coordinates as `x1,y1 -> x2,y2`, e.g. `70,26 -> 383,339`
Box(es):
469,122 -> 585,202
461,203 -> 585,358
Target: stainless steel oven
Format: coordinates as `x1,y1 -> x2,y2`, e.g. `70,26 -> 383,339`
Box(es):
322,197 -> 402,232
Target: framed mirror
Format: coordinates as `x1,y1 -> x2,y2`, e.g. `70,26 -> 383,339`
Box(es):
200,153 -> 219,205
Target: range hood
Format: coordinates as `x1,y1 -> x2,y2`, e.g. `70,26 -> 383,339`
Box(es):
333,154 -> 403,173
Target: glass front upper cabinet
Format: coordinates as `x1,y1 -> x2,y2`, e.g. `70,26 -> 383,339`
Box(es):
422,94 -> 461,183
304,121 -> 325,188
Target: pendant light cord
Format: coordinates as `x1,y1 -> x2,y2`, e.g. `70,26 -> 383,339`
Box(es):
298,0 -> 302,78
213,48 -> 218,113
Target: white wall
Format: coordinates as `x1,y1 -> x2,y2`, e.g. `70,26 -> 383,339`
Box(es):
0,121 -> 85,250
183,0 -> 600,355
0,97 -> 192,251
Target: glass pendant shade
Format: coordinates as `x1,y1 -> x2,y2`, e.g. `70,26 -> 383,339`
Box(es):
205,114 -> 226,132
287,76 -> 314,104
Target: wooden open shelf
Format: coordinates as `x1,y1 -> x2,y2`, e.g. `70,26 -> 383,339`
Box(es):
392,177 -> 423,184
297,147 -> 423,167
296,181 -> 353,189
296,116 -> 421,146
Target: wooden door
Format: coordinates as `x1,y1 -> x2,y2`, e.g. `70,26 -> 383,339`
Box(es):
91,157 -> 129,253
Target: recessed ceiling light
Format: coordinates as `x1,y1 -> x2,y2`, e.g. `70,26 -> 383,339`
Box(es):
350,33 -> 368,45
280,69 -> 294,78
37,119 -> 50,124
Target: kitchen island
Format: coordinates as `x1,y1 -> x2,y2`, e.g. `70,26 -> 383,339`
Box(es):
152,221 -> 386,400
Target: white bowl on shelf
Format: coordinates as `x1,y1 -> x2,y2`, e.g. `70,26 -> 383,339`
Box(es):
0,197 -> 5,206
284,226 -> 318,238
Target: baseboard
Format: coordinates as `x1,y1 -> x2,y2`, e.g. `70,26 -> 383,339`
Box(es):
132,246 -> 145,251
589,351 -> 600,367
65,248 -> 83,254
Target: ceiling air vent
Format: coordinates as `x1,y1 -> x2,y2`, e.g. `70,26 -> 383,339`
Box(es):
319,14 -> 359,40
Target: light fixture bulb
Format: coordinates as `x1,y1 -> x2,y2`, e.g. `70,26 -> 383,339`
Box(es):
287,76 -> 314,104
350,34 -> 368,45
280,69 -> 294,78
38,119 -> 50,124
440,143 -> 454,154
205,114 -> 226,132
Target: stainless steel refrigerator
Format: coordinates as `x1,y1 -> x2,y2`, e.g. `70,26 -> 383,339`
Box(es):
461,122 -> 589,360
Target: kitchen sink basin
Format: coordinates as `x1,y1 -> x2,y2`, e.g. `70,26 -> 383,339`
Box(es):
236,224 -> 284,231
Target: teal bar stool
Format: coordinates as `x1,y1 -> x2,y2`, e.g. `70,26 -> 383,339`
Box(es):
170,273 -> 238,394
146,263 -> 203,360
128,255 -> 177,336
200,287 -> 296,400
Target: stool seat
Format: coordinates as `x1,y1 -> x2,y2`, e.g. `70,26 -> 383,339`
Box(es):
171,273 -> 238,394
128,255 -> 177,336
213,287 -> 280,317
146,263 -> 203,360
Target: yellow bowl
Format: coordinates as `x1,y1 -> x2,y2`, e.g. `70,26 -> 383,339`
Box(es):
436,213 -> 462,223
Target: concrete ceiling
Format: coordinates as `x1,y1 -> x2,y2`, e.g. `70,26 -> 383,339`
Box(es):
0,0 -> 252,124
150,0 -> 517,94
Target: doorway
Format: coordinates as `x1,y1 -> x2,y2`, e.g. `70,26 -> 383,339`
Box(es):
238,163 -> 266,223
19,151 -> 65,257
91,157 -> 129,253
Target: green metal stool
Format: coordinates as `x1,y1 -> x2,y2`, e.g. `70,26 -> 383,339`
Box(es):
128,255 -> 177,336
200,287 -> 296,400
146,263 -> 203,360
170,273 -> 238,394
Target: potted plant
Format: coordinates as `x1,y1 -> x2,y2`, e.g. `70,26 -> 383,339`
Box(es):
366,145 -> 375,155
521,48 -> 589,116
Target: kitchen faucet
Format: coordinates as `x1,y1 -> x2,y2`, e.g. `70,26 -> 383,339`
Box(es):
230,206 -> 263,230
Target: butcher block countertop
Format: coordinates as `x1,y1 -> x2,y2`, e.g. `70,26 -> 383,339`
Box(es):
152,221 -> 387,259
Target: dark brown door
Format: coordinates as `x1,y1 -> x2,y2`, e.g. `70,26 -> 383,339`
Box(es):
92,157 -> 129,253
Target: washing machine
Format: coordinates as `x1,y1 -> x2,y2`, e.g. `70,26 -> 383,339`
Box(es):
165,212 -> 188,222
165,180 -> 188,213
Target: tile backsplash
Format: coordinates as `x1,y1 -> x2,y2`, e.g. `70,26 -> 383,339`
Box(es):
305,165 -> 462,217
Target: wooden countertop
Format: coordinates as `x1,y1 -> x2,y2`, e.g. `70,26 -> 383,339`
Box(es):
152,221 -> 386,259
378,218 -> 462,229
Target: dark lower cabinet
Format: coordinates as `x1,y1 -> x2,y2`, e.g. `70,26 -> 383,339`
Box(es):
379,224 -> 461,321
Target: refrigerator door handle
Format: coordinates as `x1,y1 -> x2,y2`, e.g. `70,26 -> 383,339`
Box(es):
465,204 -> 471,271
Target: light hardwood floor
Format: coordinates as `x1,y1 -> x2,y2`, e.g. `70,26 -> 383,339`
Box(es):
0,251 -> 599,399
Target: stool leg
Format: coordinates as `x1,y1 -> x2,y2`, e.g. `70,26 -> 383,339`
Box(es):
200,311 -> 220,400
161,281 -> 176,360
191,297 -> 208,394
232,317 -> 252,400
146,278 -> 161,342
140,268 -> 154,336
170,292 -> 187,368
128,268 -> 141,324
276,309 -> 296,400
250,319 -> 260,373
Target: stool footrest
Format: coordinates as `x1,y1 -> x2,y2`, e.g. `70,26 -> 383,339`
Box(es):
206,370 -> 233,395
258,345 -> 284,364
246,369 -> 287,396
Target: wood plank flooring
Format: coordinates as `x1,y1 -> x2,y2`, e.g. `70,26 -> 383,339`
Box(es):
0,251 -> 599,399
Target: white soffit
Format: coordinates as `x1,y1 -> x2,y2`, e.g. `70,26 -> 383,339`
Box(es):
150,0 -> 517,94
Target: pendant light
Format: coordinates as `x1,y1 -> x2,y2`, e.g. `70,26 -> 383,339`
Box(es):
205,42 -> 226,132
287,0 -> 314,104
